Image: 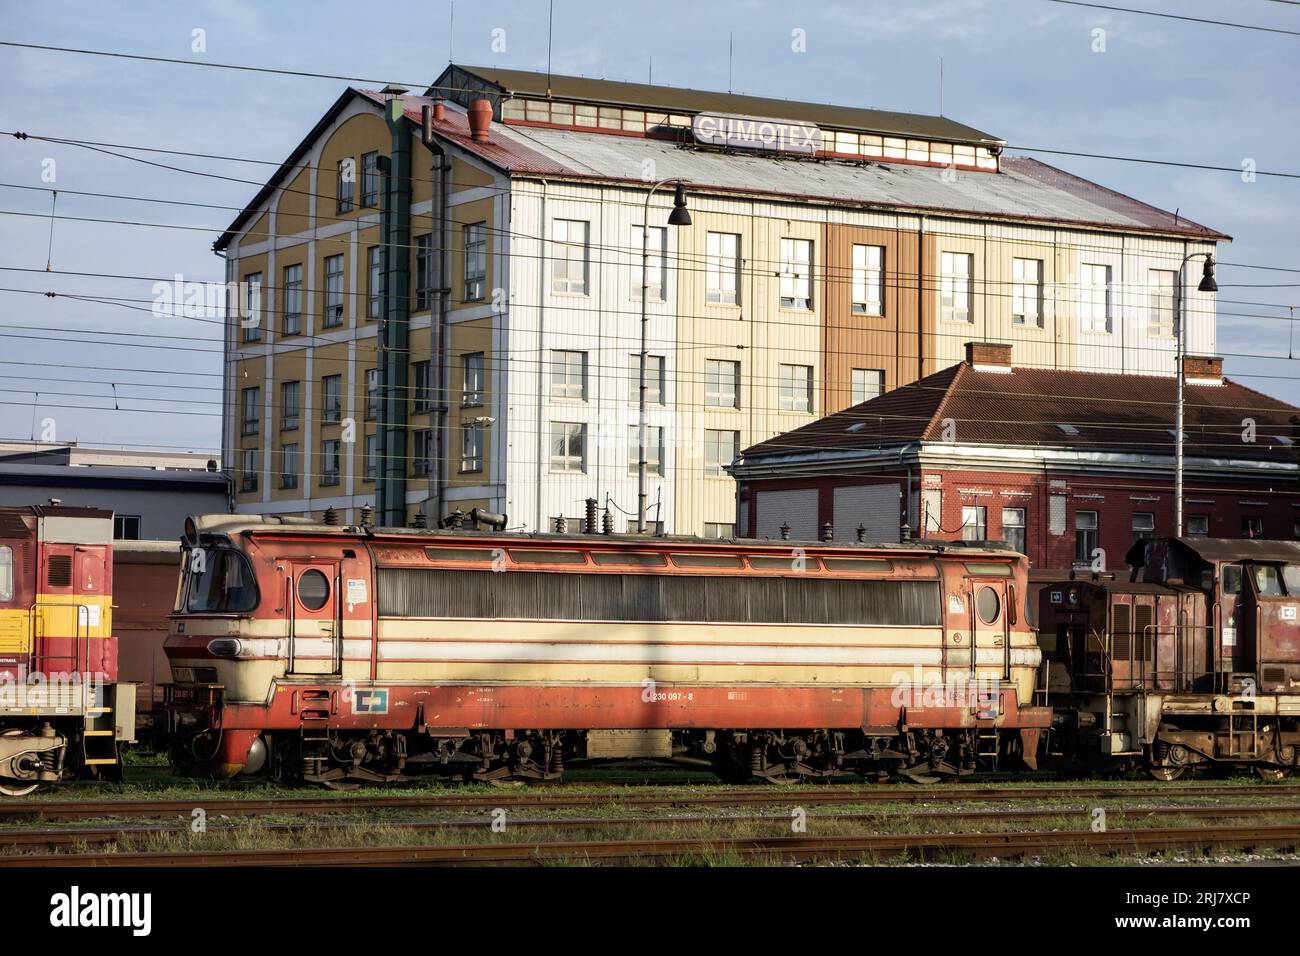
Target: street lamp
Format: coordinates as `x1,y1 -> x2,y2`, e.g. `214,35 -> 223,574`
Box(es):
1174,252 -> 1218,537
637,180 -> 690,533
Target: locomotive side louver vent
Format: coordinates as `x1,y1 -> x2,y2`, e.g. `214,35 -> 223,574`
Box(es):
47,554 -> 72,588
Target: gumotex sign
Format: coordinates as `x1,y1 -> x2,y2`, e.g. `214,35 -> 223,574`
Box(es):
691,113 -> 823,155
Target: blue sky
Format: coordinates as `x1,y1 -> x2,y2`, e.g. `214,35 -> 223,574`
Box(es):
1,0 -> 1296,454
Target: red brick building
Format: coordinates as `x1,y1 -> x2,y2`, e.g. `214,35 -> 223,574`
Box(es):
730,344 -> 1300,571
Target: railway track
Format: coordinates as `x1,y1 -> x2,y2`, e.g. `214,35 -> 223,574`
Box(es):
8,823 -> 1300,866
3,802 -> 1299,853
3,782 -> 1297,821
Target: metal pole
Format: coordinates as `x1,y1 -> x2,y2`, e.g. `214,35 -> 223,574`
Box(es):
638,180 -> 668,533
1175,257 -> 1185,538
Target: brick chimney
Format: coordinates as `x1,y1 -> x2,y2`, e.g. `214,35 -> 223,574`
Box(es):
1183,355 -> 1224,386
965,341 -> 1012,372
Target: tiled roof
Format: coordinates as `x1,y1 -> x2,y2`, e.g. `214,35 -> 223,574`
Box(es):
739,364 -> 1300,465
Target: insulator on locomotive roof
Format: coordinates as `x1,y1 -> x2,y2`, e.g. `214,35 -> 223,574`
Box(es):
323,506 -> 339,527
411,511 -> 428,530
857,524 -> 867,543
555,515 -> 567,534
584,497 -> 598,535
359,504 -> 375,531
602,508 -> 614,535
469,508 -> 508,532
780,523 -> 791,540
821,521 -> 833,542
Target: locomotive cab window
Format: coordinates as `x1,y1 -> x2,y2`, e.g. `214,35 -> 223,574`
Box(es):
186,548 -> 259,613
1251,565 -> 1285,597
1222,565 -> 1242,595
1284,565 -> 1300,596
0,545 -> 11,602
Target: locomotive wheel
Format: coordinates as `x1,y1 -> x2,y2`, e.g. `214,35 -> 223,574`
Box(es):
0,778 -> 41,797
1254,766 -> 1292,783
1145,764 -> 1186,782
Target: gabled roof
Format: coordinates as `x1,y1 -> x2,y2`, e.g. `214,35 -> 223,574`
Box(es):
739,363 -> 1300,466
434,64 -> 1004,146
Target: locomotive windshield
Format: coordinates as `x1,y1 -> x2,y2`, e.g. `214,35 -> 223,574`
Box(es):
185,548 -> 259,613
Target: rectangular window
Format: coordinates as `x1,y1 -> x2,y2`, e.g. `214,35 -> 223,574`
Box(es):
113,515 -> 141,540
1012,258 -> 1043,327
337,158 -> 354,213
366,246 -> 382,320
633,225 -> 667,301
361,151 -> 380,208
706,232 -> 740,305
705,359 -> 740,408
414,234 -> 433,311
551,219 -> 589,294
704,522 -> 736,539
413,429 -> 433,477
628,354 -> 664,405
627,425 -> 663,476
240,386 -> 260,436
321,439 -> 341,486
778,364 -> 813,412
464,222 -> 487,300
851,244 -> 884,316
241,272 -> 262,342
0,546 -> 11,602
364,433 -> 378,481
1002,507 -> 1026,554
461,422 -> 484,473
1080,263 -> 1112,334
1243,515 -> 1263,538
1132,511 -> 1155,543
940,252 -> 973,323
1186,514 -> 1209,537
413,361 -> 433,413
704,429 -> 740,477
281,380 -> 300,431
549,422 -> 586,473
365,368 -> 380,420
323,255 -> 344,327
282,264 -> 302,335
281,444 -> 299,489
462,352 -> 485,406
321,374 -> 342,424
1148,269 -> 1176,337
1076,510 -> 1099,564
550,350 -> 587,400
240,448 -> 259,493
961,505 -> 987,541
779,238 -> 813,310
851,368 -> 885,405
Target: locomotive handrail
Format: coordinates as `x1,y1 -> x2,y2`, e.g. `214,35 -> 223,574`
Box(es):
25,601 -> 89,677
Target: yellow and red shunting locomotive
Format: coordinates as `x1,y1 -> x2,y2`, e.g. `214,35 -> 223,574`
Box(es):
1039,537 -> 1300,780
0,505 -> 135,795
164,513 -> 1048,786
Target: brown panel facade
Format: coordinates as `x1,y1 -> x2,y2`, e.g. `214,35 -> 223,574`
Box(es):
821,223 -> 922,415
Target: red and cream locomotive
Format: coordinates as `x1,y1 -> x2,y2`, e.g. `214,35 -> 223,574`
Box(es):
165,512 -> 1048,786
0,505 -> 134,795
1039,536 -> 1300,780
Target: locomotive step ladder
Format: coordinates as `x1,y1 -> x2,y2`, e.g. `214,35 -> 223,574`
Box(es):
81,703 -> 120,767
975,729 -> 1000,766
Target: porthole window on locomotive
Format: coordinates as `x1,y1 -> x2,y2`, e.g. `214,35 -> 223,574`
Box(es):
297,569 -> 330,610
976,586 -> 1000,624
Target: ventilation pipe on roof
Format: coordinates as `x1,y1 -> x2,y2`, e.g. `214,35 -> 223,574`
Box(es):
469,99 -> 493,142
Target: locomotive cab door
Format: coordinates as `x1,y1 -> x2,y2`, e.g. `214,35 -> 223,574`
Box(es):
970,580 -> 1010,716
286,561 -> 342,676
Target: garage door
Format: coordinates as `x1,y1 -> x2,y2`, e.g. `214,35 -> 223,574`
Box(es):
833,484 -> 900,543
754,489 -> 818,541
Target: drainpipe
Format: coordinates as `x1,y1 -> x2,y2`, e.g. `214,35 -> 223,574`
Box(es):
423,108 -> 450,527
378,98 -> 411,527
534,182 -> 548,532
916,216 -> 926,381
899,441 -> 917,540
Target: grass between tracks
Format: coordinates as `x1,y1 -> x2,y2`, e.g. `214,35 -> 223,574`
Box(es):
5,754 -> 1300,865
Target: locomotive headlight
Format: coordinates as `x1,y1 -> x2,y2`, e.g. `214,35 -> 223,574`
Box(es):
1067,587 -> 1080,606
207,638 -> 244,659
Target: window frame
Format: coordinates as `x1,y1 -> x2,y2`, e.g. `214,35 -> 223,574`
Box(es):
321,374 -> 342,424
463,222 -> 487,301
940,252 -> 973,323
705,359 -> 740,409
851,368 -> 885,405
627,425 -> 664,476
320,438 -> 341,487
460,422 -> 484,473
281,380 -> 300,431
551,219 -> 590,295
282,263 -> 303,336
549,421 -> 587,474
851,244 -> 884,316
550,350 -> 588,401
322,254 -> 345,328
779,237 -> 813,311
706,231 -> 740,305
280,443 -> 300,489
462,352 -> 485,407
778,363 -> 813,413
1080,262 -> 1113,334
1012,257 -> 1043,327
704,429 -> 740,478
